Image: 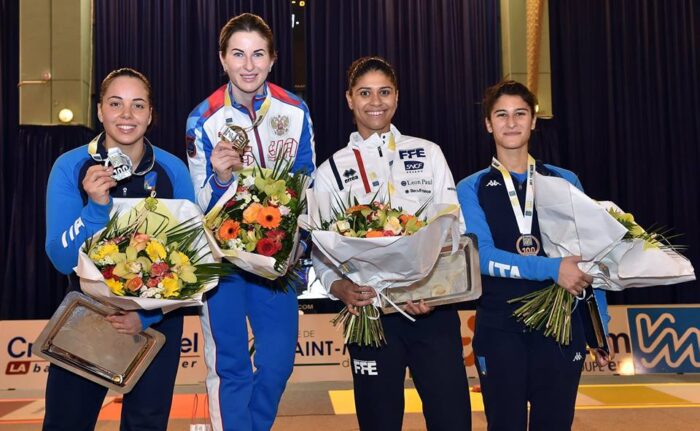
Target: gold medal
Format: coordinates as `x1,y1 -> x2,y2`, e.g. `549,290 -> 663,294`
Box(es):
218,124 -> 250,152
516,234 -> 541,256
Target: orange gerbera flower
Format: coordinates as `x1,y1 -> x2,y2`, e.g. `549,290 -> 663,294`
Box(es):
257,206 -> 282,229
346,205 -> 370,214
218,220 -> 241,240
365,230 -> 385,238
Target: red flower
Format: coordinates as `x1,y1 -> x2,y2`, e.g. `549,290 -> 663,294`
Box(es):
151,262 -> 170,277
147,276 -> 162,288
382,230 -> 396,237
265,229 -> 286,242
101,265 -> 118,280
224,199 -> 237,208
286,187 -> 297,198
256,238 -> 282,257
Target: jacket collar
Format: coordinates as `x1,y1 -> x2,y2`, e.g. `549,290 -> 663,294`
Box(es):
349,124 -> 402,150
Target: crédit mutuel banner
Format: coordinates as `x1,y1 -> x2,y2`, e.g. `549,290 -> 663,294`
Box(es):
1,305 -> 697,390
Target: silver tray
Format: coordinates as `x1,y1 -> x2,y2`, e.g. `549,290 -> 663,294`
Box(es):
33,291 -> 165,393
381,234 -> 482,313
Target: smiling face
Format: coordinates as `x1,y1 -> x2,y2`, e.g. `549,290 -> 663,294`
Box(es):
220,30 -> 274,103
485,94 -> 536,153
97,76 -> 152,149
346,70 -> 398,139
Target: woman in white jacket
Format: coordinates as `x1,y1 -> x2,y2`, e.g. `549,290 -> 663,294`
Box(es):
312,56 -> 471,431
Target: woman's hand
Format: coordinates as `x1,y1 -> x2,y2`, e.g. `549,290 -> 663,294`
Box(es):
82,164 -> 116,205
106,311 -> 143,335
211,141 -> 243,184
591,348 -> 614,367
558,256 -> 593,296
404,300 -> 433,316
330,279 -> 377,316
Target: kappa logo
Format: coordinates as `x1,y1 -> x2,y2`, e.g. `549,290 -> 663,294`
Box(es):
352,359 -> 378,376
343,168 -> 359,183
486,180 -> 501,187
573,352 -> 583,362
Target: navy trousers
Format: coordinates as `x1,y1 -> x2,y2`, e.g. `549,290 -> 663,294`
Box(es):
348,307 -> 471,431
42,311 -> 183,431
473,313 -> 586,431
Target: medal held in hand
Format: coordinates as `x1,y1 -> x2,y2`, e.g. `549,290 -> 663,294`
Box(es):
106,147 -> 133,181
218,124 -> 249,152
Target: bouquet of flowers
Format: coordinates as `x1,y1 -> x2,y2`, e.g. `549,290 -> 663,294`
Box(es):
204,160 -> 310,285
77,197 -> 232,312
307,190 -> 461,347
508,174 -> 695,345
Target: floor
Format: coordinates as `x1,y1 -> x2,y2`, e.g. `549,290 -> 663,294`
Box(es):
1,375 -> 699,430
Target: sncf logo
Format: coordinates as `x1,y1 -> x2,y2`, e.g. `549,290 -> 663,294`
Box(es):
404,161 -> 424,171
627,308 -> 700,374
398,148 -> 426,159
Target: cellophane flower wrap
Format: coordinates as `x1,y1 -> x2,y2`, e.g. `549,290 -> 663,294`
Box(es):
306,190 -> 460,347
204,160 -> 311,284
508,174 -> 695,345
76,197 -> 232,313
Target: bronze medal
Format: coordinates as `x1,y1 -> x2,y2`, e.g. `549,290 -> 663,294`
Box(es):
516,234 -> 541,256
219,124 -> 249,152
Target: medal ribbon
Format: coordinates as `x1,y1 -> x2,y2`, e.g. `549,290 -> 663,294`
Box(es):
224,82 -> 271,130
491,154 -> 536,236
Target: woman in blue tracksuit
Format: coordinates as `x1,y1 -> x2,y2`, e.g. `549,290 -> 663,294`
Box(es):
186,13 -> 315,431
44,68 -> 195,430
456,80 -> 610,431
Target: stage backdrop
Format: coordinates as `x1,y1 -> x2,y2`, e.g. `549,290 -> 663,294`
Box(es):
1,0 -> 699,319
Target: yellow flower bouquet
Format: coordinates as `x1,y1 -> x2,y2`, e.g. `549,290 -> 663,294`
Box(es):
77,197 -> 233,312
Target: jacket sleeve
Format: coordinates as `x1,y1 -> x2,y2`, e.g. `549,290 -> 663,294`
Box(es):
291,100 -> 316,178
45,156 -> 112,275
164,153 -> 196,204
457,174 -> 562,282
186,112 -> 232,212
309,164 -> 343,298
430,144 -> 466,233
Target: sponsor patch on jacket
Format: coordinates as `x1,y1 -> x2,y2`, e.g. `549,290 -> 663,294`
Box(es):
398,148 -> 426,159
403,160 -> 424,171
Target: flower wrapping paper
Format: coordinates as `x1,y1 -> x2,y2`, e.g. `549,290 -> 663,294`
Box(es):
534,174 -> 695,291
306,189 -> 461,297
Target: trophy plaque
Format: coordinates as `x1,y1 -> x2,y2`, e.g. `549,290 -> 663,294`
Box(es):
33,291 -> 165,394
381,234 -> 482,313
581,286 -> 611,357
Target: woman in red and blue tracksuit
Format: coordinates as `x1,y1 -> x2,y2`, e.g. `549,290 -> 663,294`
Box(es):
186,13 -> 315,431
457,80 -> 610,431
